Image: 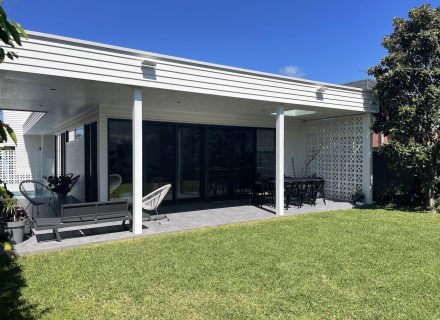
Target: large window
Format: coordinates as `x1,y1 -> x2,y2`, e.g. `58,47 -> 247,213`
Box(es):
108,119 -> 274,203
143,123 -> 175,201
108,120 -> 132,200
256,129 -> 275,178
177,126 -> 202,200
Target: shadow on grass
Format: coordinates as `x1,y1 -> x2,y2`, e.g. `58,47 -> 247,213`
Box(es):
356,203 -> 430,213
0,253 -> 50,319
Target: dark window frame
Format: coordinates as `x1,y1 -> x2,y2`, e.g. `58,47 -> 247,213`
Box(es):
107,118 -> 275,203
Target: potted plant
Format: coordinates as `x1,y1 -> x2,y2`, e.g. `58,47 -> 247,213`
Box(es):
0,184 -> 29,244
352,189 -> 365,207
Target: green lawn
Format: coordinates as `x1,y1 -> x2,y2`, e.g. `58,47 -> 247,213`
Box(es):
2,209 -> 440,319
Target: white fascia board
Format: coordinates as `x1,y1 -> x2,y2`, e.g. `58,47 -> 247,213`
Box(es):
26,30 -> 364,93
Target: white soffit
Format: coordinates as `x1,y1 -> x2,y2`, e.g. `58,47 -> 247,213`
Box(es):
271,109 -> 317,117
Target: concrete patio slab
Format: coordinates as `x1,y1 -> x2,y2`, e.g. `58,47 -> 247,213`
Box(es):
14,199 -> 353,256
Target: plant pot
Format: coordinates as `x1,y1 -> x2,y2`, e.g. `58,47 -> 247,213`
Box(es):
355,201 -> 365,207
1,220 -> 26,244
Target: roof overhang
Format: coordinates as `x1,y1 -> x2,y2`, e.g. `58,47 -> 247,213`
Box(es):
0,31 -> 377,133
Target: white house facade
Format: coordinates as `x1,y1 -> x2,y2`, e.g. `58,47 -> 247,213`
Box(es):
0,31 -> 377,234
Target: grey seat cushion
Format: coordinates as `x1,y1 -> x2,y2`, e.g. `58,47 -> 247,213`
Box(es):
33,217 -> 62,229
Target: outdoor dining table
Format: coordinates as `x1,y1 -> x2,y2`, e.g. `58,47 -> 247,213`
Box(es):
267,177 -> 324,184
266,177 -> 325,209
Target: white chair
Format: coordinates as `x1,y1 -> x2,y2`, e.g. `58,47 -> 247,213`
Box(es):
109,174 -> 122,197
142,184 -> 171,221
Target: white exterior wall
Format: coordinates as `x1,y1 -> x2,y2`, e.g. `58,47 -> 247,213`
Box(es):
0,111 -> 55,190
285,120 -> 306,177
65,140 -> 85,201
43,135 -> 55,177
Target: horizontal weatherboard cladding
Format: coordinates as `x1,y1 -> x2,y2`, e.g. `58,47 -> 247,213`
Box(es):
0,31 -> 376,113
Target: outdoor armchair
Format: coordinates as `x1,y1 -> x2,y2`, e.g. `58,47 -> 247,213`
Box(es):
50,174 -> 80,197
109,174 -> 122,197
142,184 -> 171,221
19,180 -> 57,217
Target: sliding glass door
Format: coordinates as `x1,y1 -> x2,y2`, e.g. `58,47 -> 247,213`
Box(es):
108,119 -> 274,203
177,126 -> 202,200
108,120 -> 132,200
143,123 -> 175,201
233,128 -> 255,196
207,127 -> 234,199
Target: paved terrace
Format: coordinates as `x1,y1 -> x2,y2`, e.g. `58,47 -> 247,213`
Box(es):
15,199 -> 353,256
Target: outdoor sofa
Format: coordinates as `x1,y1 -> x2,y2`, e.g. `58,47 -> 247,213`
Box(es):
33,200 -> 132,242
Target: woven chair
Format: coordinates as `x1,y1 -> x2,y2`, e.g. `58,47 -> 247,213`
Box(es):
19,180 -> 57,216
313,180 -> 326,205
51,174 -> 80,198
142,184 -> 171,221
109,174 -> 122,197
250,180 -> 272,208
285,181 -> 302,209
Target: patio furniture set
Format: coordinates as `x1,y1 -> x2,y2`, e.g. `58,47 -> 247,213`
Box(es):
30,181 -> 171,242
250,176 -> 326,210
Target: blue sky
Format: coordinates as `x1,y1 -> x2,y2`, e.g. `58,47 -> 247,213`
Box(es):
4,0 -> 440,84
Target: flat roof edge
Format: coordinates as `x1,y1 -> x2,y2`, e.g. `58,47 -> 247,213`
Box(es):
26,30 -> 364,93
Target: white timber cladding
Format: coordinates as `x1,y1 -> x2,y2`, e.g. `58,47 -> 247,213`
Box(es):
304,115 -> 367,201
0,32 -> 376,113
0,111 -> 54,190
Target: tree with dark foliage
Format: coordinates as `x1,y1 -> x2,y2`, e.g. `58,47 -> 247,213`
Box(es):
369,4 -> 440,209
0,1 -> 25,144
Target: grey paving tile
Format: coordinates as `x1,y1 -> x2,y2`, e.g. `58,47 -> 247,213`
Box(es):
14,200 -> 352,255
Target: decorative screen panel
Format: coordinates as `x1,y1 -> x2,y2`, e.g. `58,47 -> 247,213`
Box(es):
0,148 -> 43,185
305,116 -> 364,200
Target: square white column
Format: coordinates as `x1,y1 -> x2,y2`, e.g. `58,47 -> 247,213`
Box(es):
132,87 -> 143,234
276,105 -> 285,215
362,114 -> 373,204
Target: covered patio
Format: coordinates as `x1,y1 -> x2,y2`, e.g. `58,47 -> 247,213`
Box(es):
14,198 -> 352,255
0,31 -> 376,248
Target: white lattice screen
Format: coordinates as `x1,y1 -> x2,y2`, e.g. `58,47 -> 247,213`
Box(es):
305,115 -> 364,200
0,149 -> 39,185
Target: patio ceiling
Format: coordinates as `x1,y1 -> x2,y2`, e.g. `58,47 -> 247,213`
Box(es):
0,70 -> 364,134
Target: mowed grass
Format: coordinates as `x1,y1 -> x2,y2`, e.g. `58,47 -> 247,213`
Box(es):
3,209 -> 440,319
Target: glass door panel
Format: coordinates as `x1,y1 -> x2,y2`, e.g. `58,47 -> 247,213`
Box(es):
234,129 -> 254,195
177,126 -> 202,200
256,129 -> 275,178
108,120 -> 133,201
207,127 -> 233,199
143,124 -> 175,201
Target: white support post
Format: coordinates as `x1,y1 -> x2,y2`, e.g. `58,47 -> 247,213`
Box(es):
362,114 -> 373,204
276,105 -> 285,215
132,87 -> 143,235
40,135 -> 45,178
98,105 -> 108,201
